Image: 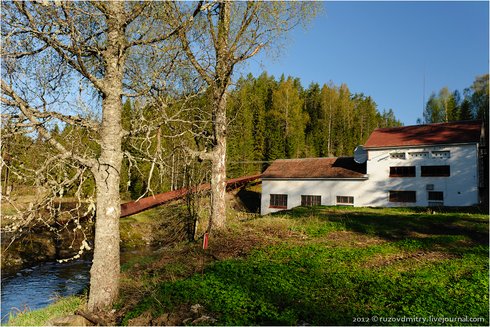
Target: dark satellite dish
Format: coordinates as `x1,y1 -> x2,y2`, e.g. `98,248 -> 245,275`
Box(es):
354,145 -> 367,164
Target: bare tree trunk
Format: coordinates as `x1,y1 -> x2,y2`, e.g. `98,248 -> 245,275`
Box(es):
89,160 -> 121,312
327,101 -> 333,156
87,3 -> 125,311
206,1 -> 230,231
209,93 -> 228,230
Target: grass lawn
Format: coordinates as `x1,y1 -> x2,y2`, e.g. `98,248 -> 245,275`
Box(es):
5,296 -> 85,326
119,206 -> 489,326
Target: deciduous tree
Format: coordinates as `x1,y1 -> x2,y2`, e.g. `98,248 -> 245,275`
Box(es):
1,0 -> 201,312
170,1 -> 321,230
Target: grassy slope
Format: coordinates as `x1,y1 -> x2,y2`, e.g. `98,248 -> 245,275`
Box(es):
6,205 -> 488,326
5,296 -> 84,326
119,206 -> 489,326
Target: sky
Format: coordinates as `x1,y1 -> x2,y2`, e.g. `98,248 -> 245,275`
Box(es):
242,1 -> 489,126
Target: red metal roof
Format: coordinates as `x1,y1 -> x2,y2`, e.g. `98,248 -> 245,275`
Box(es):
262,157 -> 367,179
364,120 -> 482,148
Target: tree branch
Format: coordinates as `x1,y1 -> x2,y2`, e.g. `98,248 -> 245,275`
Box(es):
1,80 -> 95,168
15,1 -> 105,91
33,111 -> 99,133
126,1 -> 204,49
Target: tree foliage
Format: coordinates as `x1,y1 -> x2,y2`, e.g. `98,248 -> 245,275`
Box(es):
227,73 -> 403,176
422,74 -> 489,124
1,0 -> 201,312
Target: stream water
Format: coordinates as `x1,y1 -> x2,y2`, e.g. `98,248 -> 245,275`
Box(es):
1,259 -> 91,324
1,247 -> 153,324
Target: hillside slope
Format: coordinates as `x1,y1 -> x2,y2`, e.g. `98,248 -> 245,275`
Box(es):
118,205 -> 489,326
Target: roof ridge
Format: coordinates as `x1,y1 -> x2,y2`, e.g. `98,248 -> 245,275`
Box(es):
373,119 -> 481,131
263,156 -> 366,179
365,120 -> 482,148
275,156 -> 354,161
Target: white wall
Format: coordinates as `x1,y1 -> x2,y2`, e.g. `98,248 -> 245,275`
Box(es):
260,144 -> 479,214
362,143 -> 479,207
261,178 -> 366,215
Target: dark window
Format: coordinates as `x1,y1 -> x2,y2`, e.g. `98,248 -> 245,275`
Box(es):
390,152 -> 406,159
270,194 -> 287,208
432,151 -> 450,159
301,195 -> 321,206
336,196 -> 354,205
389,191 -> 416,203
428,191 -> 444,201
408,152 -> 429,158
421,165 -> 450,177
390,166 -> 416,177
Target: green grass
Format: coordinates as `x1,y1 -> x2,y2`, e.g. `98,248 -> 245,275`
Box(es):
120,209 -> 157,248
6,296 -> 85,326
122,206 -> 489,326
119,204 -> 191,248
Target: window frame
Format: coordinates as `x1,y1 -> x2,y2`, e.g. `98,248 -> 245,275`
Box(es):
390,152 -> 406,159
389,166 -> 416,177
431,151 -> 450,159
270,194 -> 288,209
389,191 -> 416,203
336,196 -> 354,205
408,151 -> 429,159
301,195 -> 322,206
421,165 -> 450,177
428,191 -> 444,201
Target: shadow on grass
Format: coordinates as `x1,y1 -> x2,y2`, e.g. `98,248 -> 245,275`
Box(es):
122,207 -> 489,326
124,240 -> 489,326
278,206 -> 489,251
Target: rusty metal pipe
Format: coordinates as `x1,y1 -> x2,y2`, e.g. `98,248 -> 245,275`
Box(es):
120,174 -> 261,218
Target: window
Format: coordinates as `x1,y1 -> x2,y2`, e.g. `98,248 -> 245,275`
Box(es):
428,191 -> 444,207
408,152 -> 429,159
390,166 -> 416,177
336,196 -> 354,205
390,152 -> 406,159
389,191 -> 416,203
428,191 -> 444,201
421,165 -> 450,177
270,194 -> 287,208
301,195 -> 321,206
432,151 -> 450,159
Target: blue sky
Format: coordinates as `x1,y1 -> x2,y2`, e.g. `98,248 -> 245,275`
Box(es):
242,1 -> 489,126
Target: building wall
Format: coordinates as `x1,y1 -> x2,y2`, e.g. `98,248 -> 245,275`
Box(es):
362,143 -> 479,207
261,179 -> 366,215
261,143 -> 479,215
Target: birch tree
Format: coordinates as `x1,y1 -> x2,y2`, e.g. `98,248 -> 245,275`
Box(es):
1,0 -> 201,313
320,83 -> 338,157
272,76 -> 307,158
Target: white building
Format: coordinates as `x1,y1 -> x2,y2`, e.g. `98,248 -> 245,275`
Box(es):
261,120 -> 484,215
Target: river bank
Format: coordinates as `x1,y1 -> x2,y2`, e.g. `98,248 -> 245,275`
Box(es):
2,186 -> 254,325
1,245 -> 159,324
1,198 -> 208,324
1,222 -> 94,277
